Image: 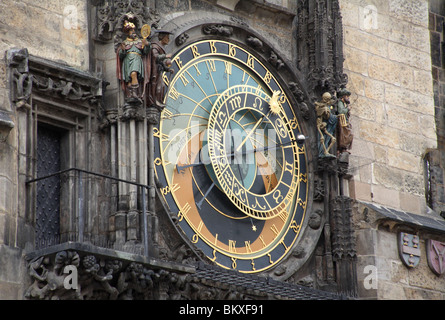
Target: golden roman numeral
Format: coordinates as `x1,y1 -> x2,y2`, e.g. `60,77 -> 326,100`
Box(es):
179,73 -> 189,86
224,61 -> 232,75
161,108 -> 173,120
245,241 -> 253,253
160,183 -> 180,195
168,87 -> 180,100
207,59 -> 216,72
259,236 -> 267,248
270,224 -> 279,237
193,64 -> 201,76
229,240 -> 237,253
278,210 -> 289,223
177,202 -> 191,222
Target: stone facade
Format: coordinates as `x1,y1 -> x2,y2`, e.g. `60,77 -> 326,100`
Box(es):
0,0 -> 90,299
340,0 -> 436,215
430,0 -> 445,144
342,0 -> 445,299
0,0 -> 444,301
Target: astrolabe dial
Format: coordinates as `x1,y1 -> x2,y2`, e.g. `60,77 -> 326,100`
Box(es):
207,85 -> 301,220
154,39 -> 308,273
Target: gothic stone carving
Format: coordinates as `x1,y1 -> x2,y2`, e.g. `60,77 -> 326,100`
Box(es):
296,0 -> 348,96
25,249 -> 189,300
95,0 -> 160,42
202,24 -> 233,37
25,244 -> 344,300
7,48 -> 32,109
7,49 -> 103,109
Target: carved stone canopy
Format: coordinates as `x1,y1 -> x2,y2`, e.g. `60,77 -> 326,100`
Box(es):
7,48 -> 103,111
93,0 -> 160,42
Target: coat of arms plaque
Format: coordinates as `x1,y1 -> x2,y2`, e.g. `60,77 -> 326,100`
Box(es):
398,233 -> 421,268
426,239 -> 445,276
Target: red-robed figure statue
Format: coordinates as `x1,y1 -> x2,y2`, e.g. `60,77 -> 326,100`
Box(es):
147,30 -> 174,109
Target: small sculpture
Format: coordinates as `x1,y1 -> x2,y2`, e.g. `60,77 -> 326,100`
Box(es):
147,30 -> 174,109
116,20 -> 151,100
315,92 -> 337,157
336,88 -> 353,154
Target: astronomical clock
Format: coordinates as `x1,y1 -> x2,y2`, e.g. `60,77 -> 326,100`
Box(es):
154,25 -> 319,277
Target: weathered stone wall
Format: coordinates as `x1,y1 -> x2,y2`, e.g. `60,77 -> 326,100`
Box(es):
342,0 -> 445,300
430,0 -> 445,146
0,0 -> 89,71
354,202 -> 445,299
0,0 -> 89,299
340,0 -> 437,215
425,0 -> 445,215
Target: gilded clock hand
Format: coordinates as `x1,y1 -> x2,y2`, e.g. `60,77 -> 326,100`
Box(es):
235,112 -> 269,153
229,134 -> 306,157
196,181 -> 215,209
253,139 -> 296,154
228,120 -> 245,187
251,134 -> 306,154
176,161 -> 203,174
235,91 -> 282,153
176,149 -> 209,174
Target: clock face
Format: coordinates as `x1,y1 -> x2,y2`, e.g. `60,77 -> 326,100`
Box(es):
154,39 -> 308,273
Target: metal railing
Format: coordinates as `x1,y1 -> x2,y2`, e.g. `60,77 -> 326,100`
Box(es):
26,168 -> 151,257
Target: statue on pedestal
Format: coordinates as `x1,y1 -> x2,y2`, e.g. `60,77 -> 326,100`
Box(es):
336,89 -> 353,154
147,30 -> 174,110
315,92 -> 337,157
116,20 -> 151,100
